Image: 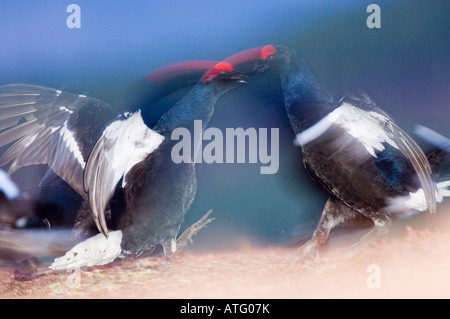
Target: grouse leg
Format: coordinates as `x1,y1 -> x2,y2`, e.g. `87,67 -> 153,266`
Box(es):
161,238 -> 177,255
343,213 -> 392,258
295,197 -> 359,263
161,209 -> 214,255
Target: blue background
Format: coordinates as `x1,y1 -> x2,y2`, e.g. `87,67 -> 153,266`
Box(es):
1,0 -> 449,250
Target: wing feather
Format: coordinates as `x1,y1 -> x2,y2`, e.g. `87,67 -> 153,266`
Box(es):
0,84 -> 165,237
341,91 -> 437,214
83,111 -> 164,237
389,121 -> 436,214
0,84 -> 117,199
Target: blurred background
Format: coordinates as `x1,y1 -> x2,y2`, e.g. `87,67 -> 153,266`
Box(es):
0,0 -> 449,251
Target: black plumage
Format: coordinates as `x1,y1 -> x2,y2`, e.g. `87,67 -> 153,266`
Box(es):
253,44 -> 449,259
0,59 -> 250,269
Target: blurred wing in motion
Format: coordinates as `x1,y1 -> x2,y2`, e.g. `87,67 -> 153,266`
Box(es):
0,84 -> 117,199
126,61 -> 218,128
414,124 -> 450,153
83,111 -> 164,237
0,168 -> 19,199
0,228 -> 77,264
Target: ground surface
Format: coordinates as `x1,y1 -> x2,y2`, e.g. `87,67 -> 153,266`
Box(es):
1,204 -> 450,299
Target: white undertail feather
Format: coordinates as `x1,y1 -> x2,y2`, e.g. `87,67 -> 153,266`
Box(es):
387,181 -> 450,215
50,230 -> 123,270
436,181 -> 450,199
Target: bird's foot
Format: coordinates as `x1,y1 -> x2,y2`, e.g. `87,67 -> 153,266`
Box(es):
175,209 -> 214,254
160,209 -> 214,257
284,240 -> 322,268
334,222 -> 390,260
159,209 -> 214,257
50,230 -> 123,271
342,235 -> 385,259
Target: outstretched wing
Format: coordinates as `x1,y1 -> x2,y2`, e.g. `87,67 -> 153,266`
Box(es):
0,84 -> 165,237
0,84 -> 117,198
83,111 -> 165,237
341,90 -> 437,214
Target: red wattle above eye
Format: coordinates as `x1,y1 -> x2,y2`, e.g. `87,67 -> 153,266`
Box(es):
201,62 -> 234,83
213,62 -> 233,73
261,45 -> 276,60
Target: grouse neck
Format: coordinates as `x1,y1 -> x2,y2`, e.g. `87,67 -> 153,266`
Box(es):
280,58 -> 337,134
154,81 -> 235,135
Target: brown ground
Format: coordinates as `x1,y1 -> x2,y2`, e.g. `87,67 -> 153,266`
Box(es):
1,204 -> 450,299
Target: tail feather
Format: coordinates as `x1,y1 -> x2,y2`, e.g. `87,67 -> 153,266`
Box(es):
428,149 -> 450,181
437,181 -> 450,201
414,125 -> 450,181
414,125 -> 450,153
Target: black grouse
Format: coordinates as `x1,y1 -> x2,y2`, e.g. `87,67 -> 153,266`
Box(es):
253,44 -> 450,259
0,58 -> 251,269
18,60 -> 223,232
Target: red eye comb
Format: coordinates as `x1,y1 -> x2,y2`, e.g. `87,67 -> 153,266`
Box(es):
201,62 -> 234,83
261,45 -> 276,60
213,61 -> 233,73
